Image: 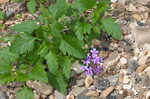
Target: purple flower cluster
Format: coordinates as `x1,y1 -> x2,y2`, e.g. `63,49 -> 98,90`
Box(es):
80,48 -> 103,76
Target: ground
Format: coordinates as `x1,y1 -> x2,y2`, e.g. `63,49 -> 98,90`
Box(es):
1,0 -> 150,99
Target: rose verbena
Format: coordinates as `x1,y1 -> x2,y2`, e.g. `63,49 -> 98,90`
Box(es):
80,48 -> 103,76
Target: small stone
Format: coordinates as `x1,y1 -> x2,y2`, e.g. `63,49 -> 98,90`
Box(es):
72,61 -> 82,74
66,93 -> 74,99
128,4 -> 137,11
49,95 -> 55,99
146,90 -> 150,99
120,57 -> 127,65
72,87 -> 86,96
105,74 -> 119,86
136,65 -> 147,73
85,90 -> 99,97
119,72 -> 124,83
94,78 -> 110,91
54,90 -> 65,99
91,39 -> 101,47
0,90 -> 8,99
123,84 -> 132,90
111,0 -> 117,3
138,56 -> 148,65
123,75 -> 130,84
76,95 -> 90,99
132,14 -> 141,21
104,51 -> 120,67
127,58 -> 139,73
26,80 -> 53,95
100,86 -> 115,98
76,79 -> 84,87
85,76 -> 93,88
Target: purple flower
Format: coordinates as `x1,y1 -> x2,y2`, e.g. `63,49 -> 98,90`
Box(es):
92,57 -> 100,64
93,66 -> 102,75
82,59 -> 90,66
85,67 -> 92,76
80,66 -> 88,71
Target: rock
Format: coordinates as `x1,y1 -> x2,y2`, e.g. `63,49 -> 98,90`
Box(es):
132,14 -> 141,21
120,57 -> 127,65
91,39 -> 101,47
66,93 -> 74,99
94,78 -> 110,91
76,79 -> 84,87
138,56 -> 148,65
123,84 -> 132,90
72,61 -> 82,74
146,90 -> 150,99
0,90 -> 8,99
54,90 -> 65,99
104,51 -> 120,67
137,0 -> 150,5
107,92 -> 117,99
127,57 -> 139,73
128,4 -> 137,11
118,0 -> 126,5
129,22 -> 150,47
85,76 -> 93,88
111,0 -> 117,3
85,90 -> 99,97
49,95 -> 55,99
105,74 -> 119,86
136,65 -> 147,73
76,95 -> 90,99
72,87 -> 86,96
100,86 -> 115,98
26,80 -> 53,95
0,0 -> 9,4
123,75 -> 130,84
119,72 -> 124,83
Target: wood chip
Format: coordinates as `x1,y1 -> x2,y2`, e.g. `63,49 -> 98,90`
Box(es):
100,86 -> 115,97
136,65 -> 147,73
119,72 -> 124,83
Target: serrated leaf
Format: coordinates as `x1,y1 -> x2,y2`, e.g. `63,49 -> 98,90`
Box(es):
74,21 -> 92,40
45,51 -> 58,73
48,0 -> 69,19
59,39 -> 83,58
12,20 -> 38,33
27,0 -> 36,14
0,48 -> 18,67
16,87 -> 34,99
74,0 -> 96,12
92,0 -> 110,23
10,34 -> 35,54
29,61 -> 48,83
61,57 -> 71,80
48,71 -> 68,94
101,17 -> 123,40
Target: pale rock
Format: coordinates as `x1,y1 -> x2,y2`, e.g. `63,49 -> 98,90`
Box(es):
123,75 -> 130,84
91,39 -> 101,47
72,61 -> 82,74
54,90 -> 65,99
85,90 -> 99,97
146,90 -> 150,99
100,86 -> 115,97
120,57 -> 127,65
138,56 -> 147,65
26,80 -> 53,95
104,51 -> 120,67
66,93 -> 74,99
72,87 -> 86,96
144,66 -> 150,72
132,14 -> 141,21
129,22 -> 150,47
76,79 -> 84,86
85,76 -> 93,88
123,84 -> 132,90
128,4 -> 137,11
33,90 -> 40,99
0,0 -> 9,4
137,0 -> 150,5
49,95 -> 55,99
111,0 -> 117,3
118,0 -> 126,5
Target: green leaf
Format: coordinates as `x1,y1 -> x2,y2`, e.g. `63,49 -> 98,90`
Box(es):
27,0 -> 36,14
10,34 -> 35,54
74,0 -> 96,12
29,61 -> 48,83
48,0 -> 69,19
12,0 -> 22,2
0,11 -> 5,20
74,21 -> 92,40
92,0 -> 110,23
48,71 -> 68,94
61,56 -> 71,80
45,51 -> 58,73
12,20 -> 38,33
0,48 -> 18,66
59,39 -> 83,58
16,87 -> 34,99
101,17 -> 123,40
0,73 -> 15,84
